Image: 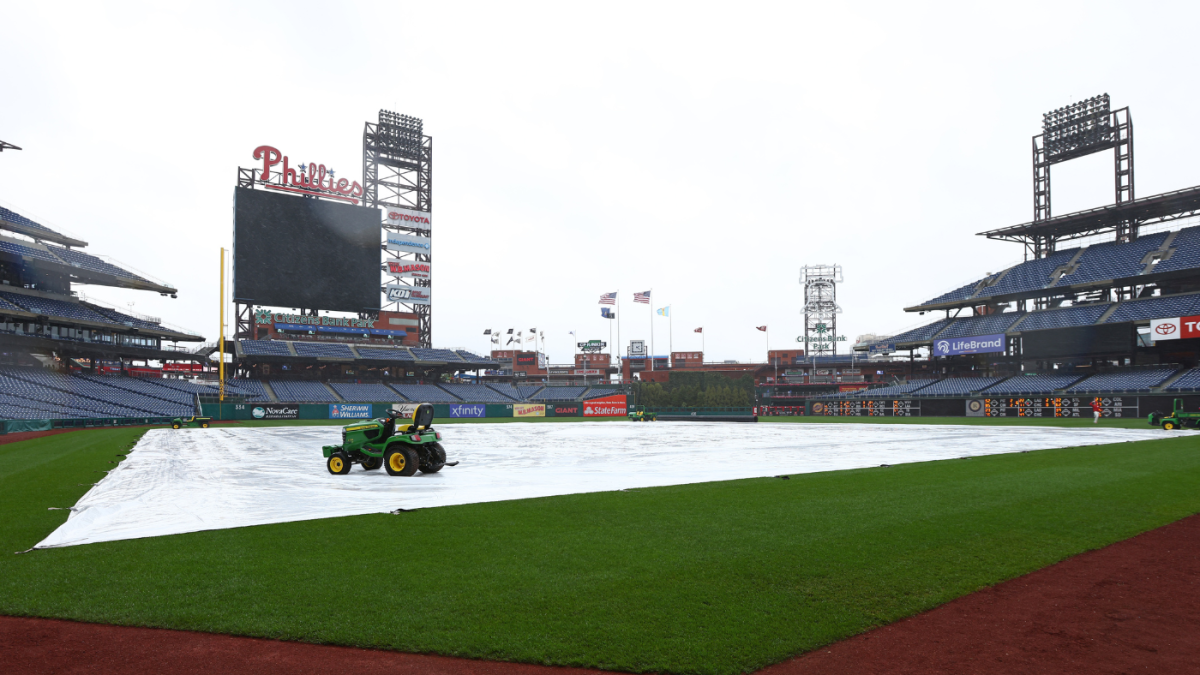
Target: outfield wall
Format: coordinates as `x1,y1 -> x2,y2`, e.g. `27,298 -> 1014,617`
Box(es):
806,395 -> 1200,419
201,398 -> 626,421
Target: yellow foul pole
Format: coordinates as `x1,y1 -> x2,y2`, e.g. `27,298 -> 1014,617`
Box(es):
219,247 -> 225,402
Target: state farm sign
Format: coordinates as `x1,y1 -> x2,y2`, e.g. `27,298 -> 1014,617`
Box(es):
1150,315 -> 1200,342
386,260 -> 431,279
583,394 -> 627,417
383,206 -> 431,230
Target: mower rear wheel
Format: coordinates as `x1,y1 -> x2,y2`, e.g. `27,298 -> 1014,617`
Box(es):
1163,421 -> 1177,430
171,423 -> 181,429
361,457 -> 382,471
327,453 -> 351,475
201,422 -> 209,429
420,443 -> 447,474
385,447 -> 420,476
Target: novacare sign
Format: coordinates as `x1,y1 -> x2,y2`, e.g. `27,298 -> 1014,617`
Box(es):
933,334 -> 1005,357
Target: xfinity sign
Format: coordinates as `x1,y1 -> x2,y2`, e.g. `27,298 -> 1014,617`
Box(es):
449,404 -> 485,418
933,334 -> 1005,357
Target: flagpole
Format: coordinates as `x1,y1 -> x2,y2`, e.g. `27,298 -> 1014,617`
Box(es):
616,290 -> 621,383
668,306 -> 673,360
649,288 -> 654,370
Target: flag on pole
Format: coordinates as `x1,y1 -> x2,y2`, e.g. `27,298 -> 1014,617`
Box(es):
529,327 -> 537,333
506,328 -> 513,334
525,334 -> 535,342
483,328 -> 492,335
656,306 -> 670,317
633,291 -> 651,304
694,327 -> 703,333
601,308 -> 615,319
756,326 -> 767,331
599,292 -> 617,305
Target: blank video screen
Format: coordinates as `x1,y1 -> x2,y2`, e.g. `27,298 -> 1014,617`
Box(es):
233,187 -> 380,313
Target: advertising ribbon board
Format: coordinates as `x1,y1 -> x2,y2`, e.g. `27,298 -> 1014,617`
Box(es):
933,334 -> 1006,357
251,405 -> 298,420
329,404 -> 372,419
386,233 -> 432,255
573,369 -> 601,375
386,285 -> 431,305
382,206 -> 431,230
449,404 -> 486,418
386,261 -> 431,280
869,342 -> 896,356
583,394 -> 627,417
514,403 -> 545,417
1150,315 -> 1200,342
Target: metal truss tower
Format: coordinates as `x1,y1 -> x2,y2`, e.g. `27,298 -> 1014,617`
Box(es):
801,264 -> 843,357
364,110 -> 433,347
1030,94 -> 1134,258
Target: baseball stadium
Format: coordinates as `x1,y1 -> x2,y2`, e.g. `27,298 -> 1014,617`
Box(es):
2,65 -> 1200,675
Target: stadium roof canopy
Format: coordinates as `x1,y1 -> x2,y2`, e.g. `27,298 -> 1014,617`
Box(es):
0,206 -> 88,247
978,185 -> 1200,244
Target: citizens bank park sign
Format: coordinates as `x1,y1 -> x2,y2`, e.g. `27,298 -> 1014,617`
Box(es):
386,261 -> 431,280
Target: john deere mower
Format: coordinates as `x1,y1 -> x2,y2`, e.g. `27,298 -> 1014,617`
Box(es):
170,416 -> 212,429
321,403 -> 455,476
1148,398 -> 1200,430
628,406 -> 657,422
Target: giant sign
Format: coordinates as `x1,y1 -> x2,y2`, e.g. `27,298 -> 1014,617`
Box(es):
386,233 -> 432,255
386,285 -> 431,305
1150,315 -> 1200,342
583,394 -> 627,417
386,261 -> 431,280
933,334 -> 1005,357
383,206 -> 431,230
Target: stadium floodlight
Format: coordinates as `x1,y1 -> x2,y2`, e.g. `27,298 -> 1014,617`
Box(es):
375,110 -> 424,160
1042,93 -> 1112,160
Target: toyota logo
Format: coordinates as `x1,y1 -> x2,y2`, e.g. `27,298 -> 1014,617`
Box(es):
1156,323 -> 1177,335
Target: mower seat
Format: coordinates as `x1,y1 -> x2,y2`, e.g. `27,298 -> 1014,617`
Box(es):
412,402 -> 435,431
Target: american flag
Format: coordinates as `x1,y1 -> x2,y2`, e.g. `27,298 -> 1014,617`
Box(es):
599,292 -> 617,305
633,290 -> 651,304
694,327 -> 703,333
756,326 -> 767,332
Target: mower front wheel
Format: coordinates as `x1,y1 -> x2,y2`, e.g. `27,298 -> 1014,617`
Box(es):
362,457 -> 382,471
385,447 -> 420,476
420,443 -> 447,474
1162,420 -> 1177,431
327,453 -> 352,475
171,423 -> 181,429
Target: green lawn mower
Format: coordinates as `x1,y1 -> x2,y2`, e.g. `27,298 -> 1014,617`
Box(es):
628,406 -> 657,422
170,416 -> 212,429
321,402 -> 456,476
1147,398 -> 1200,430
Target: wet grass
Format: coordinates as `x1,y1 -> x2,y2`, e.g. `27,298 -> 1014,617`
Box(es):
1,424 -> 1197,674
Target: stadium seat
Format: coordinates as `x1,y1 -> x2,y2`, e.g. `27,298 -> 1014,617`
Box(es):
1013,304 -> 1111,332
410,348 -> 464,362
389,383 -> 462,403
1152,225 -> 1200,274
911,377 -> 1005,397
0,292 -> 114,324
439,384 -> 516,403
239,341 -> 292,356
848,379 -> 940,397
1066,367 -> 1178,393
1105,292 -> 1200,324
1058,231 -> 1169,285
530,386 -> 588,401
485,383 -> 524,400
935,312 -> 1024,340
976,374 -> 1087,395
292,342 -> 354,358
329,382 -> 406,402
1164,367 -> 1200,392
268,380 -> 339,403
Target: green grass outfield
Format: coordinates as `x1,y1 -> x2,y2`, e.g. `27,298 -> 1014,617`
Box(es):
1,420 -> 1197,674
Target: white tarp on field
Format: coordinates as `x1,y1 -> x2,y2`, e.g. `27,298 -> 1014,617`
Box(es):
36,422 -> 1173,549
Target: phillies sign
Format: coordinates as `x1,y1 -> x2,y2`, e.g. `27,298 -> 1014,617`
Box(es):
386,261 -> 431,279
1150,315 -> 1200,342
253,145 -> 363,204
383,206 -> 431,230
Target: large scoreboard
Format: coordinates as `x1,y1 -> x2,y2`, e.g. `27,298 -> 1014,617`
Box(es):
966,397 -> 1137,418
810,400 -> 920,417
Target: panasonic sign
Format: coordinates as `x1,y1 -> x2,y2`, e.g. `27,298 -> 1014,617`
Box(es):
933,334 -> 1006,357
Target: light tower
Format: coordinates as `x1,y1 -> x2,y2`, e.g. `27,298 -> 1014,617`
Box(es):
802,265 -> 842,357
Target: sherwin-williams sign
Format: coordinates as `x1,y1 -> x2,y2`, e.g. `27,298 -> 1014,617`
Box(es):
329,404 -> 372,419
933,334 -> 1005,357
583,395 -> 627,417
514,403 -> 546,417
449,404 -> 486,418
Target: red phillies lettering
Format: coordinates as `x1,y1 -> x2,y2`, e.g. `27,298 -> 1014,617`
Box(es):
250,145 -> 364,204
254,145 -> 281,180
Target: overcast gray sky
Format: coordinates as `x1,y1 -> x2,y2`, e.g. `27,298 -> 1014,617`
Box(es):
3,1 -> 1199,363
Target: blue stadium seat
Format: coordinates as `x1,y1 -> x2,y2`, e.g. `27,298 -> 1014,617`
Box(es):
485,383 -> 523,400
42,244 -> 150,282
911,377 -> 1004,397
355,347 -> 416,361
389,384 -> 461,403
851,379 -> 940,397
410,348 -> 464,362
976,374 -> 1087,395
329,382 -> 406,402
1066,368 -> 1177,393
1014,304 -> 1111,332
292,342 -> 354,358
268,380 -> 338,402
0,206 -> 61,236
1104,293 -> 1200,324
0,292 -> 113,324
874,319 -> 953,348
975,250 -> 1077,299
1165,367 -> 1200,392
530,386 -> 588,401
1059,232 -> 1169,285
239,340 -> 292,356
439,384 -> 517,403
935,312 -> 1024,340
1153,225 -> 1200,274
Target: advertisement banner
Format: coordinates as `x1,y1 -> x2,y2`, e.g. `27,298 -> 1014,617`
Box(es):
577,340 -> 606,353
514,403 -> 545,417
329,404 -> 372,419
382,206 -> 431,230
386,260 -> 431,280
386,285 -> 431,305
449,403 -> 486,418
251,405 -> 298,420
390,403 -> 419,418
583,394 -> 627,417
551,403 -> 581,416
1150,315 -> 1200,342
515,353 -> 537,366
933,334 -> 1006,357
868,342 -> 896,356
573,369 -> 601,375
386,233 -> 432,255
